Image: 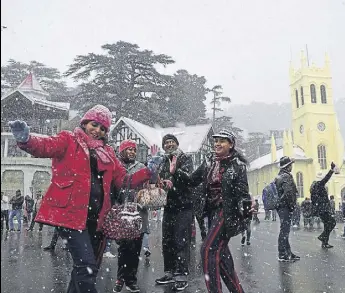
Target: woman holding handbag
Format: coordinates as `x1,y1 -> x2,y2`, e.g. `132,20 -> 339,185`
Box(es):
170,130 -> 252,293
112,140 -> 151,293
8,105 -> 161,293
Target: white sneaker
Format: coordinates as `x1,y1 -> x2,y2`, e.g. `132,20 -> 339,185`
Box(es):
103,251 -> 116,258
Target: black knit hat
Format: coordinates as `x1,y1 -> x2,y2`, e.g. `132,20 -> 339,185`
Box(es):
162,134 -> 179,148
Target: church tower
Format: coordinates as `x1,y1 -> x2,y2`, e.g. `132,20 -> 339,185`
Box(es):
289,51 -> 344,174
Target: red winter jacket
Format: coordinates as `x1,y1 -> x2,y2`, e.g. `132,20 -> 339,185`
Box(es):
18,131 -> 151,231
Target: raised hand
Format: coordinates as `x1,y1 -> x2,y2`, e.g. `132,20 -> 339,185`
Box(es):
8,120 -> 30,143
150,144 -> 159,156
331,162 -> 336,171
169,156 -> 177,174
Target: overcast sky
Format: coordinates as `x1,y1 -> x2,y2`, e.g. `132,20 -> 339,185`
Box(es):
1,0 -> 344,106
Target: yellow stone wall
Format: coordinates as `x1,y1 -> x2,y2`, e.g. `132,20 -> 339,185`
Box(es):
248,52 -> 345,208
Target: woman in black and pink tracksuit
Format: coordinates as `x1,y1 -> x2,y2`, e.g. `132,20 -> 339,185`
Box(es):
171,129 -> 251,293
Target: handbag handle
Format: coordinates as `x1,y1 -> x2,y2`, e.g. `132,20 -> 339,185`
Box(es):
123,175 -> 133,209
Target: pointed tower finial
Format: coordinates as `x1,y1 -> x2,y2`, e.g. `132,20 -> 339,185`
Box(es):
300,50 -> 307,68
271,134 -> 277,163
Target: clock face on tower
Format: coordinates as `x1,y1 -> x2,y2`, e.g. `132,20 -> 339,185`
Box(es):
299,125 -> 304,134
317,122 -> 326,131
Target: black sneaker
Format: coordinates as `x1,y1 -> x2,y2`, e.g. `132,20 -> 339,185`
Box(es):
290,253 -> 300,260
43,245 -> 55,251
321,243 -> 334,249
155,274 -> 175,284
241,236 -> 246,246
126,283 -> 140,292
113,280 -> 124,292
246,241 -> 251,246
173,281 -> 189,291
278,255 -> 294,262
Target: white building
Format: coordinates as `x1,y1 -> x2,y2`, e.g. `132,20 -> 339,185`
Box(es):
110,117 -> 214,167
1,73 -> 70,197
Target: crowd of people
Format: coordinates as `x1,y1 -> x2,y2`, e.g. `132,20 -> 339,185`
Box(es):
1,104 -> 344,293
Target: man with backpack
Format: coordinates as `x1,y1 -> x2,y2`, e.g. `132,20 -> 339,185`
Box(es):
275,156 -> 300,262
310,162 -> 337,248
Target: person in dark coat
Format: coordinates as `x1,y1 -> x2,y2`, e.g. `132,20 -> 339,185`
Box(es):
301,197 -> 313,228
155,134 -> 194,291
310,162 -> 337,248
26,190 -> 44,232
275,156 -> 300,262
170,129 -> 251,293
113,139 -> 160,293
8,105 -> 160,293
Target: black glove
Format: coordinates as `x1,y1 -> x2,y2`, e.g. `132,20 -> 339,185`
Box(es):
331,162 -> 335,171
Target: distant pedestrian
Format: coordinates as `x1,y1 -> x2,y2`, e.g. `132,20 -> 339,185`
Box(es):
301,197 -> 313,228
27,190 -> 44,232
253,199 -> 260,224
23,195 -> 34,224
271,209 -> 277,221
1,192 -> 9,231
9,190 -> 24,232
292,202 -> 301,228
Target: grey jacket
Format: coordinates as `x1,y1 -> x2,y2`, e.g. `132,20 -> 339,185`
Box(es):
115,159 -> 150,234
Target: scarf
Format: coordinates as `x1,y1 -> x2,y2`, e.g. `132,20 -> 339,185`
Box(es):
74,127 -> 113,166
207,154 -> 233,184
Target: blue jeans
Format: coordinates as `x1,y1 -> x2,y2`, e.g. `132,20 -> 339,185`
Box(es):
277,207 -> 292,257
9,209 -> 22,231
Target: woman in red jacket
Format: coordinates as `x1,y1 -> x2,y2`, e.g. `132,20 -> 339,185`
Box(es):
8,105 -> 160,293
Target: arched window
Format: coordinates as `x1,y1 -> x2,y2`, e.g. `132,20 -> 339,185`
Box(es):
300,86 -> 305,105
317,144 -> 327,169
295,89 -> 299,108
310,84 -> 317,103
320,85 -> 327,104
296,172 -> 304,198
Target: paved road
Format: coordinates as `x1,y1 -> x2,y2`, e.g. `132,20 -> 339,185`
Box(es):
1,216 -> 345,293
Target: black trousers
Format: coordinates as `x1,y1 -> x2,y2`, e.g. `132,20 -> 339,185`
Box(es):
201,209 -> 244,293
277,207 -> 292,257
162,208 -> 193,281
29,210 -> 44,231
58,220 -> 106,293
318,212 -> 336,244
1,210 -> 9,230
117,235 -> 143,285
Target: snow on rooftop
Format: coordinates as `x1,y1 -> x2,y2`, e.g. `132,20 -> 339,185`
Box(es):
111,117 -> 212,153
249,146 -> 308,171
